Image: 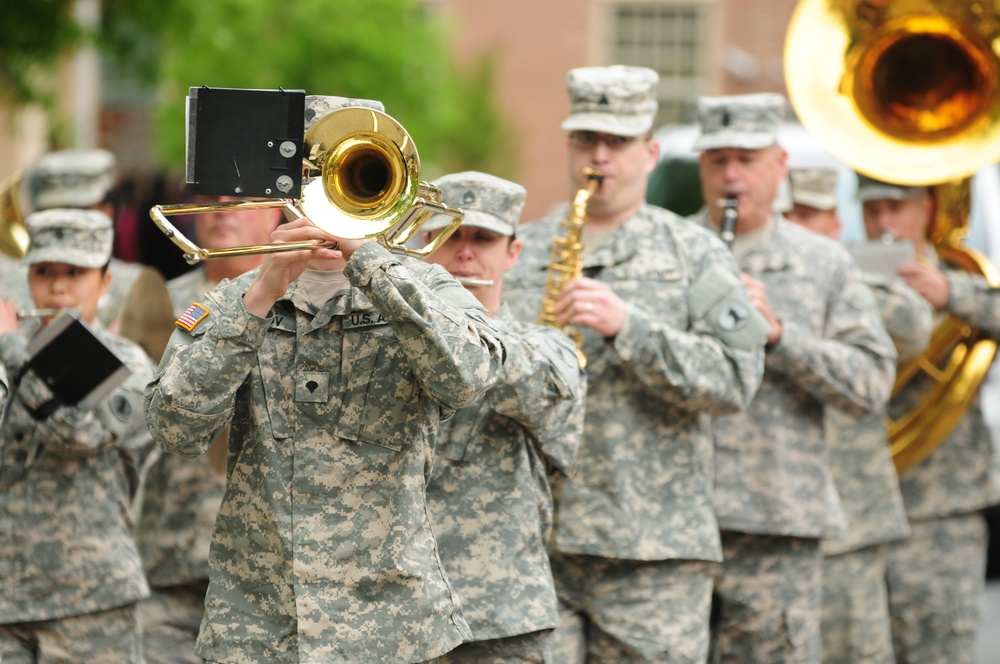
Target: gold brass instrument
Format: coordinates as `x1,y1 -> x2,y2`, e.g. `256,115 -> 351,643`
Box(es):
539,168 -> 604,369
785,0 -> 1000,474
0,170 -> 30,259
888,180 -> 999,473
785,0 -> 1000,186
151,107 -> 463,264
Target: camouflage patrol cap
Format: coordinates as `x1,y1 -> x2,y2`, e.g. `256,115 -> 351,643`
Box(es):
23,208 -> 113,268
423,171 -> 526,237
561,65 -> 659,137
789,167 -> 839,211
32,148 -> 116,210
693,93 -> 786,151
304,95 -> 385,130
855,172 -> 928,202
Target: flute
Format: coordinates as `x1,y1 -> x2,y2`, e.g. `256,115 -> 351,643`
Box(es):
455,277 -> 494,287
17,308 -> 77,319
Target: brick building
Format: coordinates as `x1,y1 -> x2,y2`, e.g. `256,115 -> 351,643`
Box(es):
432,0 -> 800,219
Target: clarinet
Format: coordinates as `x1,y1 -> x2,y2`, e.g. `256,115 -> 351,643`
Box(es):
718,195 -> 738,250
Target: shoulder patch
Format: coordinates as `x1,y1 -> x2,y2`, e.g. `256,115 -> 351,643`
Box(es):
176,302 -> 210,332
109,393 -> 134,422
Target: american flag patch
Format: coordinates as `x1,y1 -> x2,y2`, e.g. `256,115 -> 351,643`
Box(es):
176,303 -> 210,332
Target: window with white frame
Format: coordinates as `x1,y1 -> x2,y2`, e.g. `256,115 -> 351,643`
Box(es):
610,2 -> 707,126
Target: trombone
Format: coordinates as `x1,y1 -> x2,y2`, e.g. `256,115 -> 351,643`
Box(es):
151,107 -> 464,265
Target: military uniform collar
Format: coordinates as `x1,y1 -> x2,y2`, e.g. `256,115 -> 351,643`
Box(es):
580,204 -> 655,269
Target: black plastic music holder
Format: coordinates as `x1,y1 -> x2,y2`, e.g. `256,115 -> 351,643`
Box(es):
186,87 -> 306,199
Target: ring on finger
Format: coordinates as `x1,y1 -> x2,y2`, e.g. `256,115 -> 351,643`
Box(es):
584,301 -> 595,313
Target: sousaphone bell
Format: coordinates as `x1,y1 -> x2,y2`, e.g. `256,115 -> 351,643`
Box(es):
785,0 -> 1000,473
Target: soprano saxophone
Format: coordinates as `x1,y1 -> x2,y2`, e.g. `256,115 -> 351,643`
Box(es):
539,168 -> 604,368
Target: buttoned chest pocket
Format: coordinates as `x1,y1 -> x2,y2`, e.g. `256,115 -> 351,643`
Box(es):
333,327 -> 420,451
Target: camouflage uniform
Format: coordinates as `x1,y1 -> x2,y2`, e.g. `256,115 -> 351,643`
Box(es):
30,148 -> 176,363
820,274 -> 930,664
427,306 -> 586,663
0,209 -> 155,662
504,201 -> 766,663
693,210 -> 897,664
137,266 -> 225,664
0,257 -> 30,311
885,252 -> 1000,664
146,240 -> 507,663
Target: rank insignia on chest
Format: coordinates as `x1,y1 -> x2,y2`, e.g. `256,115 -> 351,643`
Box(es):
342,310 -> 388,329
176,302 -> 210,332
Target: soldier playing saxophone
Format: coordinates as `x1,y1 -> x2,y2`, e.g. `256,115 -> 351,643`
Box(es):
503,65 -> 767,664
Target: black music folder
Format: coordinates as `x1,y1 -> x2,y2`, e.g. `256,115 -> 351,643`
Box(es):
24,312 -> 131,411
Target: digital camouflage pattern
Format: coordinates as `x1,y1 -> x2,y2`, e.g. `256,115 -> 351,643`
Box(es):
503,202 -> 765,563
885,256 -> 1000,664
426,306 -> 585,642
0,257 -> 30,311
423,172 -> 526,237
819,279 -> 921,664
886,514 -> 988,664
139,266 -> 225,588
137,266 -> 225,664
551,554 -> 717,663
30,148 -> 115,210
23,208 -> 113,269
693,93 -> 786,152
146,241 -> 506,663
889,260 -> 1000,520
0,603 -> 142,663
822,274 -> 929,557
712,532 -> 823,664
693,211 -> 897,538
821,545 -> 895,664
561,65 -> 658,137
304,95 -> 384,129
0,319 -> 154,624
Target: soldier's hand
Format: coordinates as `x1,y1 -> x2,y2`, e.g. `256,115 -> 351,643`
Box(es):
243,218 -> 343,317
0,300 -> 17,334
897,262 -> 949,310
741,273 -> 782,345
555,277 -> 627,338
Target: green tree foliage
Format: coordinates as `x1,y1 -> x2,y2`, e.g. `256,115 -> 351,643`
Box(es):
100,0 -> 514,178
0,0 -> 82,108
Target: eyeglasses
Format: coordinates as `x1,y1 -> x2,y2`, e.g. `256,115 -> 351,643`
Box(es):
568,131 -> 641,151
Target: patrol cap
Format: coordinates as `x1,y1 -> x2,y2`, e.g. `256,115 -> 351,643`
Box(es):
304,95 -> 385,130
561,65 -> 659,137
423,171 -> 526,237
693,93 -> 786,151
32,148 -> 116,210
855,172 -> 928,202
789,167 -> 839,211
23,208 -> 114,269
